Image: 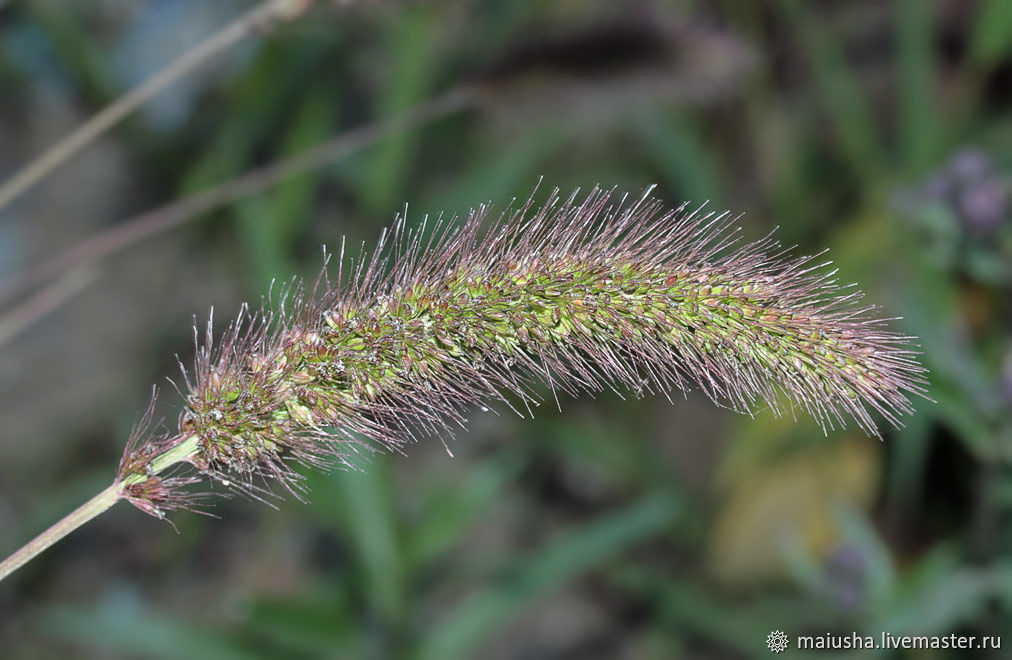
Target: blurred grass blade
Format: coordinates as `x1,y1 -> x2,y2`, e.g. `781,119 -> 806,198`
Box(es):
879,564 -> 1012,634
417,493 -> 679,660
833,504 -> 896,606
613,568 -> 779,660
0,0 -> 305,212
309,461 -> 406,625
896,0 -> 939,173
405,453 -> 525,569
247,590 -> 360,657
361,6 -> 439,214
884,412 -> 932,523
20,1 -> 112,101
634,111 -> 721,202
425,124 -> 566,216
970,0 -> 1012,66
777,0 -> 886,179
44,605 -> 259,660
236,87 -> 335,286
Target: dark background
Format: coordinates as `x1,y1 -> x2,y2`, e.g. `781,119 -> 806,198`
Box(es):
1,0 -> 1010,658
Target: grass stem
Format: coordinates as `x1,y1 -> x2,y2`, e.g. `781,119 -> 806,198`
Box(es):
0,434 -> 199,583
0,0 -> 310,212
0,484 -> 121,583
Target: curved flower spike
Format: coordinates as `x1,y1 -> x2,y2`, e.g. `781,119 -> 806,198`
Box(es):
117,184 -> 928,507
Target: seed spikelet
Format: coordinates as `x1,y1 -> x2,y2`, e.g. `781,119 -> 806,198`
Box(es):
118,185 -> 928,509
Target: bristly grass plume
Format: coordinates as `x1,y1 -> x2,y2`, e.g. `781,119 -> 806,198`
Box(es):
0,184 -> 927,580
119,184 -> 926,512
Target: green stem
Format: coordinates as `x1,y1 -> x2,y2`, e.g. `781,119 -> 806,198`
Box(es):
0,484 -> 121,583
120,434 -> 200,487
0,434 -> 199,583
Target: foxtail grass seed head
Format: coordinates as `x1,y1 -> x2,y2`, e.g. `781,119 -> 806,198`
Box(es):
116,185 -> 927,516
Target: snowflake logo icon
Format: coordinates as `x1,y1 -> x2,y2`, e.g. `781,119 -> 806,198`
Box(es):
767,630 -> 790,654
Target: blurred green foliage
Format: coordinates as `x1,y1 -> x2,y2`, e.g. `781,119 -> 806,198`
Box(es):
2,0 -> 1012,658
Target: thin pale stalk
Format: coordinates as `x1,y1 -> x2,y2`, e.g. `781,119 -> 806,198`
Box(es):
0,435 -> 199,583
0,88 -> 473,311
0,0 -> 310,212
0,265 -> 98,348
0,485 -> 120,582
